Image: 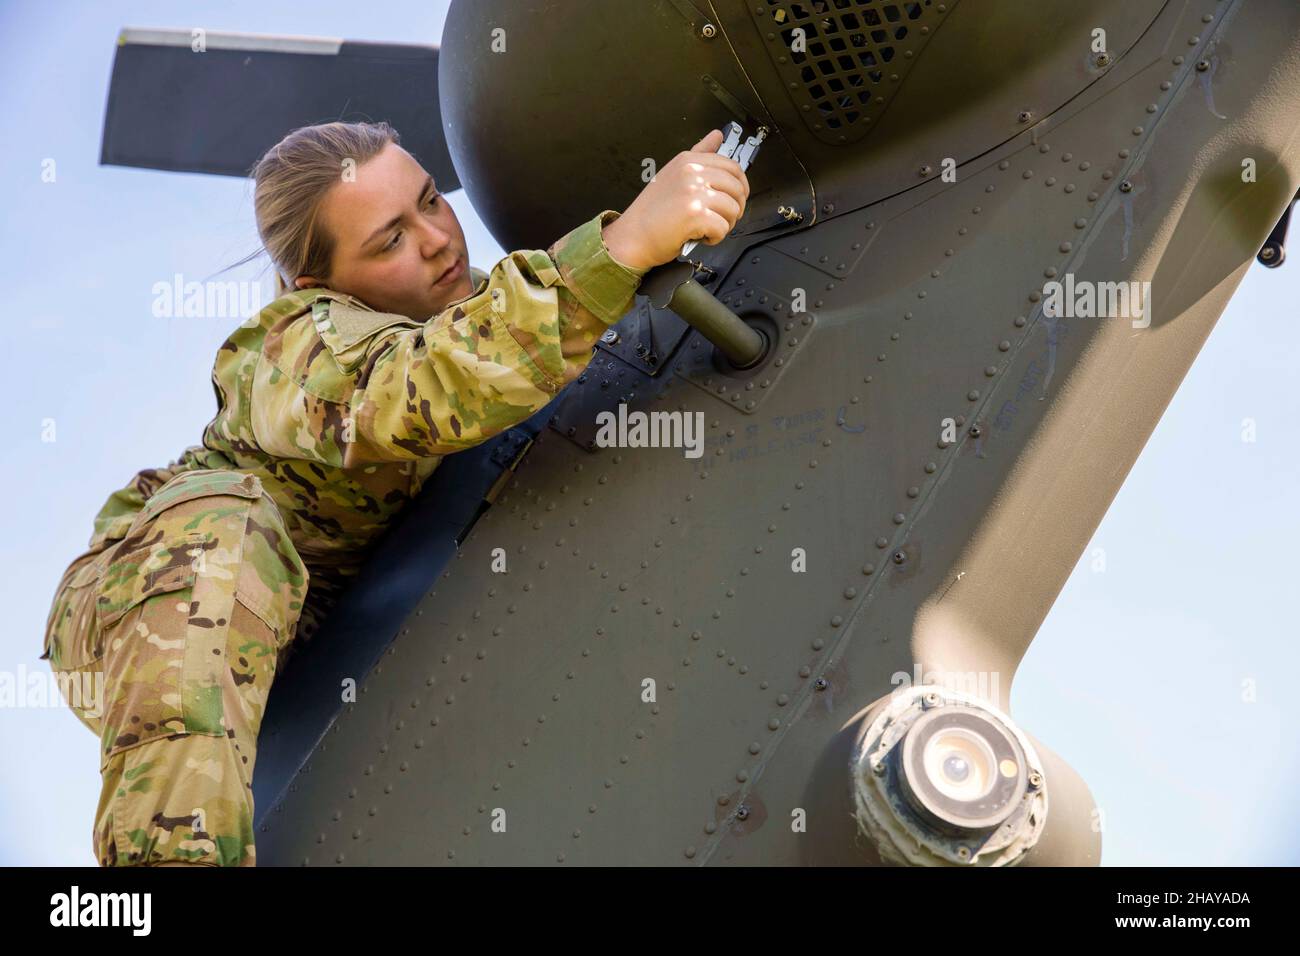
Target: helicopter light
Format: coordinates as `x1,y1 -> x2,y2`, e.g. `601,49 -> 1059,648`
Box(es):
851,686 -> 1046,866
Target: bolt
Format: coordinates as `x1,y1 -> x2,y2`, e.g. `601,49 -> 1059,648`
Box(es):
701,22 -> 717,38
1028,771 -> 1043,789
1261,246 -> 1277,261
892,550 -> 907,566
814,678 -> 828,691
1018,110 -> 1033,123
736,804 -> 750,821
1196,59 -> 1210,72
969,425 -> 982,438
601,330 -> 619,344
1094,52 -> 1111,67
1119,180 -> 1133,193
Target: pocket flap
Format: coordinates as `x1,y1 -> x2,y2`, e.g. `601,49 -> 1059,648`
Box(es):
96,539 -> 200,627
127,470 -> 264,537
312,297 -> 419,373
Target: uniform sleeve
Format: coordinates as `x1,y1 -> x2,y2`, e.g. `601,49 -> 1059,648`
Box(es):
250,209 -> 647,468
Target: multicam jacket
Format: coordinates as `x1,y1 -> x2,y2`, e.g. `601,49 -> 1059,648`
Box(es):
85,209 -> 646,651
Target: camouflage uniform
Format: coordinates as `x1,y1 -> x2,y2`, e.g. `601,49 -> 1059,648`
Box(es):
41,210 -> 647,865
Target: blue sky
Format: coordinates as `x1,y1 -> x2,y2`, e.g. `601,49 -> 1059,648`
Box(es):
1,0 -> 1296,866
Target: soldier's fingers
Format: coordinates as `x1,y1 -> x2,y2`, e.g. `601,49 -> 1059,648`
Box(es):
692,128 -> 724,152
695,168 -> 747,210
693,207 -> 733,246
701,187 -> 742,229
684,154 -> 750,198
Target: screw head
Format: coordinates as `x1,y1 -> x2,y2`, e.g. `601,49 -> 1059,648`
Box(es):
1119,180 -> 1133,193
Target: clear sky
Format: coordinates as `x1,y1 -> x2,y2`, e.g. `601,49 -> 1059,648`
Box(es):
1,0 -> 1296,867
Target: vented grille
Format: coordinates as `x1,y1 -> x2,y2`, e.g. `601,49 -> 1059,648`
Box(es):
753,0 -> 955,145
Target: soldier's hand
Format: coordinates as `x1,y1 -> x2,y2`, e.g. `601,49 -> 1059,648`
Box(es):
601,129 -> 750,271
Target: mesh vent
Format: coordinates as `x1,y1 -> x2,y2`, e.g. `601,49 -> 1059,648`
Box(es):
753,0 -> 955,144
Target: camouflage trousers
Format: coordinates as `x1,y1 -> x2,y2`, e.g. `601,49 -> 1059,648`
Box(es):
41,470 -> 309,866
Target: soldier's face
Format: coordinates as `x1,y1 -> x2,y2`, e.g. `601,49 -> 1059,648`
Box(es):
307,143 -> 473,319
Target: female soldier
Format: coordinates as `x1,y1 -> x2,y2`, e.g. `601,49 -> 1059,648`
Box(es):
41,120 -> 749,866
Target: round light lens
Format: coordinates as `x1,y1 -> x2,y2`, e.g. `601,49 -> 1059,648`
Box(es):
923,727 -> 997,802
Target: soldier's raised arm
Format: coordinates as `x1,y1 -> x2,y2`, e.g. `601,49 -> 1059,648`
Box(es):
250,210 -> 645,466
244,127 -> 747,468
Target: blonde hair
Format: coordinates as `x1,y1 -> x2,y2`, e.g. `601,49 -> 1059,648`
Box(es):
231,120 -> 400,296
